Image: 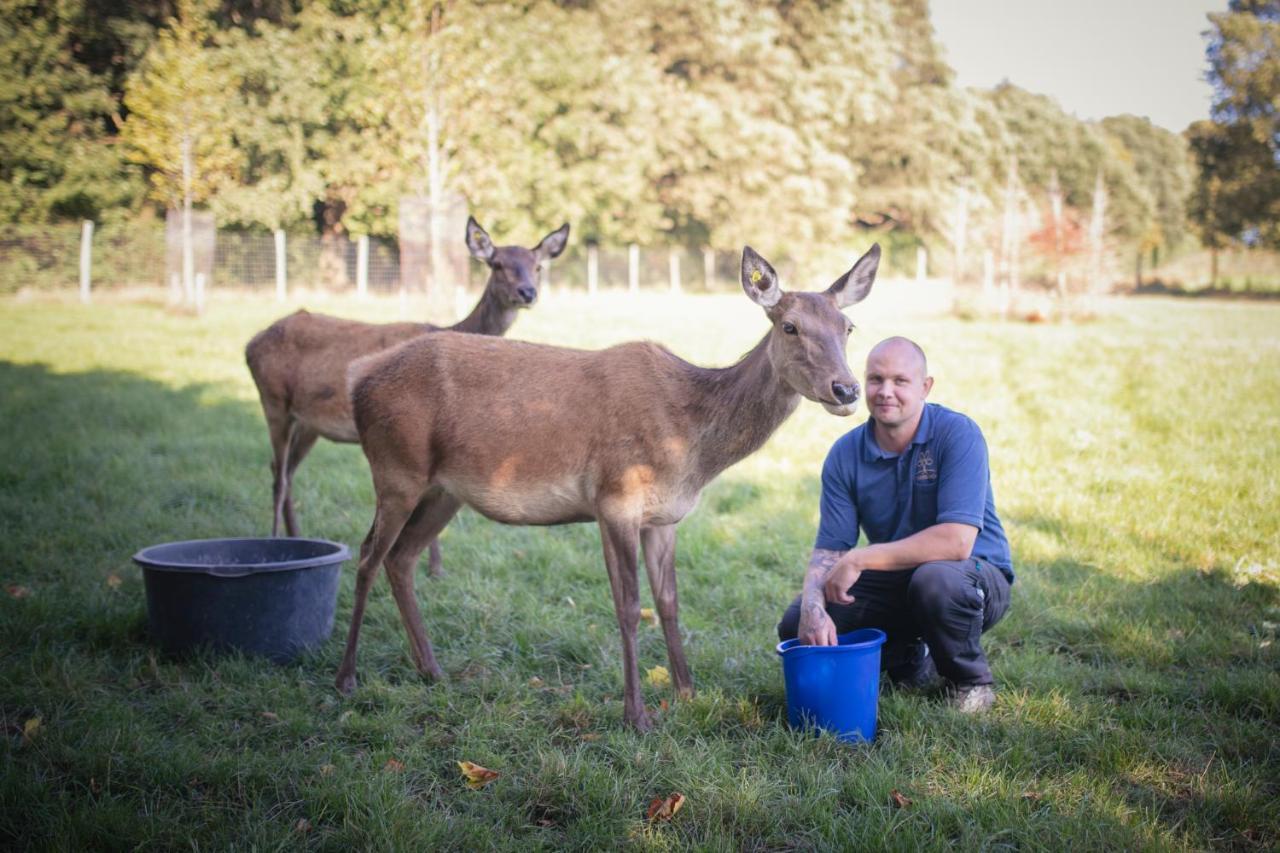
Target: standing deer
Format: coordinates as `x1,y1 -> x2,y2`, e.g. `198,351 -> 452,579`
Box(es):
245,217 -> 569,576
339,243 -> 880,730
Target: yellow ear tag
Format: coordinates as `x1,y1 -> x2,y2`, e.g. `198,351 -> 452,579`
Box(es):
750,270 -> 762,284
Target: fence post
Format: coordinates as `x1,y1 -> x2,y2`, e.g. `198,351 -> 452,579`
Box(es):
669,248 -> 681,294
916,246 -> 927,282
982,249 -> 994,295
357,235 -> 369,299
629,244 -> 639,295
79,220 -> 93,304
587,244 -> 599,297
703,247 -> 715,290
274,229 -> 287,302
194,272 -> 206,314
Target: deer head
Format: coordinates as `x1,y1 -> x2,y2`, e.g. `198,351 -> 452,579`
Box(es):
740,244 -> 880,416
466,217 -> 570,308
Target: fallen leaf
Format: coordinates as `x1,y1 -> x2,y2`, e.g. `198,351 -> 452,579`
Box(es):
106,573 -> 122,589
659,699 -> 669,712
565,596 -> 575,608
22,716 -> 42,744
528,676 -> 544,688
646,792 -> 686,821
640,608 -> 657,626
890,789 -> 913,809
6,584 -> 31,599
457,760 -> 500,789
260,711 -> 279,721
293,818 -> 312,834
319,764 -> 336,776
580,733 -> 601,742
646,666 -> 671,688
89,777 -> 101,794
1021,791 -> 1042,802
383,758 -> 404,772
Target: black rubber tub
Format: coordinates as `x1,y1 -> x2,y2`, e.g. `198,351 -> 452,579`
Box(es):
132,537 -> 350,663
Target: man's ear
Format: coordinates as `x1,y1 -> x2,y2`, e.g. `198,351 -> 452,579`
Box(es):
922,375 -> 934,397
466,216 -> 495,262
741,246 -> 782,309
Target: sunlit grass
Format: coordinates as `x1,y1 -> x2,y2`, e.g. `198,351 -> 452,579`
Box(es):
1,289 -> 1276,849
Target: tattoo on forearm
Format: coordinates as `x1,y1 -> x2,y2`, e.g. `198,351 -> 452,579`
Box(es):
802,548 -> 845,613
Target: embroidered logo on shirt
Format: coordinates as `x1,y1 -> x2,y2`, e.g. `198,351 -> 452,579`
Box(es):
914,449 -> 937,483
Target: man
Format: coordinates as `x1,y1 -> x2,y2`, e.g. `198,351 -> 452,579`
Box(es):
777,336 -> 1013,713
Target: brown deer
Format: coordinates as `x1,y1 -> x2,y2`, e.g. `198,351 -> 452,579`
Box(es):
244,217 -> 569,575
338,243 -> 880,730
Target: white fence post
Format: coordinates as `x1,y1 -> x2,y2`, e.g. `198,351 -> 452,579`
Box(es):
628,244 -> 639,295
274,229 -> 287,302
79,220 -> 93,304
916,246 -> 927,282
356,235 -> 369,299
982,249 -> 994,295
669,248 -> 681,294
194,272 -> 206,314
703,247 -> 715,290
587,244 -> 599,297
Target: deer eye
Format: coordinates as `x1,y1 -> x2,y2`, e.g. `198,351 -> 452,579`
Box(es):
782,322 -> 798,335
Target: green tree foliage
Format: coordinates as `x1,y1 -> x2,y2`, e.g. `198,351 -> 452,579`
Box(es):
1100,115 -> 1195,252
0,0 -> 150,222
120,0 -> 239,211
1188,0 -> 1280,248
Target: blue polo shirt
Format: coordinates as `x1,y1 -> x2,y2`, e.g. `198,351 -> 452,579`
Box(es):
814,402 -> 1014,583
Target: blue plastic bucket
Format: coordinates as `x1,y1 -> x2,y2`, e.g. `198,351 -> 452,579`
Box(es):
776,628 -> 887,743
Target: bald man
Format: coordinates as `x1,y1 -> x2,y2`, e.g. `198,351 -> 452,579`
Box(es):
777,337 -> 1014,713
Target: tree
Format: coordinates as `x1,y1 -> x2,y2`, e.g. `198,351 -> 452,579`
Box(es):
121,0 -> 238,305
1188,0 -> 1280,251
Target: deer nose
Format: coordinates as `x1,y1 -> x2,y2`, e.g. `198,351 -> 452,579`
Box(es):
517,286 -> 537,304
832,381 -> 859,404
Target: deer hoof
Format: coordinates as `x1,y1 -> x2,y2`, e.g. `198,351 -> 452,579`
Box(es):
676,685 -> 695,701
335,671 -> 357,695
626,707 -> 654,733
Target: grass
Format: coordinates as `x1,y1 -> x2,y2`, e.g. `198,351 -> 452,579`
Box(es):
1,287 -> 1277,850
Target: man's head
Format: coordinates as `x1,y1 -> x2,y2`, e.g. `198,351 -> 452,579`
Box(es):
865,337 -> 932,429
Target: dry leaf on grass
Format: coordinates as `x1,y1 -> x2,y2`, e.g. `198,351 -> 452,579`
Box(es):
319,764 -> 336,776
6,585 -> 31,599
528,676 -> 544,687
383,758 -> 404,772
1021,791 -> 1042,802
646,792 -> 686,821
457,760 -> 500,789
640,608 -> 657,626
890,789 -> 913,809
293,818 -> 311,834
646,666 -> 671,688
106,574 -> 123,589
659,699 -> 669,712
260,711 -> 279,721
580,733 -> 601,742
22,716 -> 41,744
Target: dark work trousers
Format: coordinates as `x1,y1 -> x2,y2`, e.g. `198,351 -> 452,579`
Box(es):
777,559 -> 1012,686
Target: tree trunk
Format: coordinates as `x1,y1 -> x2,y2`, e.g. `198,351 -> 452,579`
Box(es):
182,131 -> 195,308
318,197 -> 349,290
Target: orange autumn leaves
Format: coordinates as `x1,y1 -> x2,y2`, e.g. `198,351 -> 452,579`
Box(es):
457,760 -> 501,789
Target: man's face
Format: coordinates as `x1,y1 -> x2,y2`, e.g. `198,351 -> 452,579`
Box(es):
864,343 -> 932,429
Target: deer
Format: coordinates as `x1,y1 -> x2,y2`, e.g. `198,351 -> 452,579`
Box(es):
244,216 -> 569,577
337,243 -> 880,730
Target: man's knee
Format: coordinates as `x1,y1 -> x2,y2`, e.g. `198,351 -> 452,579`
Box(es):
907,560 -> 977,618
777,596 -> 802,642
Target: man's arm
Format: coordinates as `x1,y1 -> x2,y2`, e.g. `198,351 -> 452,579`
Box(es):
797,548 -> 846,646
823,522 -> 977,605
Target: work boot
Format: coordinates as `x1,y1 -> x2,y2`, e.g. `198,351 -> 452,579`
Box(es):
948,682 -> 996,713
886,643 -> 940,691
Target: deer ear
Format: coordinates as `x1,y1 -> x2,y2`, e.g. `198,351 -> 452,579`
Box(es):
827,243 -> 880,308
741,246 -> 782,309
466,216 -> 496,262
534,223 -> 569,261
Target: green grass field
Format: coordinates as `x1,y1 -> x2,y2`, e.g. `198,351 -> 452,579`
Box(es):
1,289 -> 1277,850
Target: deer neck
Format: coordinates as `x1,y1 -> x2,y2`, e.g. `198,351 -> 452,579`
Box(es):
449,282 -> 519,336
688,332 -> 800,482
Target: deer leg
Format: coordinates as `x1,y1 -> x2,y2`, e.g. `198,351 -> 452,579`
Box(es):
334,485 -> 420,695
281,427 -> 319,537
641,524 -> 694,699
598,514 -> 651,732
382,488 -> 462,680
266,416 -> 295,537
426,538 -> 444,577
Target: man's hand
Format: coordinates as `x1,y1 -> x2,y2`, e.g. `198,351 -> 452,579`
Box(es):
797,600 -> 838,646
823,551 -> 864,605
